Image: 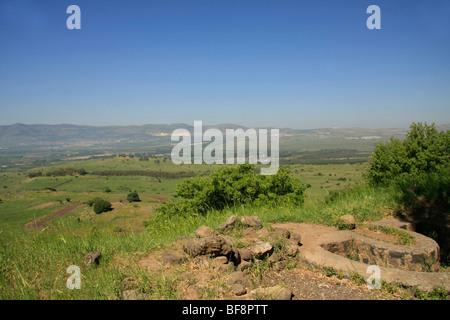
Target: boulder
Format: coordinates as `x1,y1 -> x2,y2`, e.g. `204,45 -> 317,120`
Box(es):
273,227 -> 291,239
231,283 -> 247,296
251,285 -> 293,300
237,260 -> 251,271
195,225 -> 218,238
122,290 -> 148,300
249,241 -> 273,260
290,232 -> 302,245
338,214 -> 356,230
162,251 -> 186,265
183,236 -> 232,257
85,251 -> 101,266
226,271 -> 251,287
217,215 -> 240,233
239,248 -> 254,261
284,239 -> 300,256
240,216 -> 262,228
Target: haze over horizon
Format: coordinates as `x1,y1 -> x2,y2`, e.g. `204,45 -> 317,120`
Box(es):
1,1 -> 449,130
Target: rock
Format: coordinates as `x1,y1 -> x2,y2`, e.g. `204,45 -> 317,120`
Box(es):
85,251 -> 101,265
242,228 -> 258,239
212,256 -> 229,265
226,271 -> 251,287
290,232 -> 302,245
183,236 -> 232,257
230,248 -> 241,266
249,241 -> 273,260
237,260 -> 251,271
338,214 -> 356,230
162,251 -> 186,265
240,216 -> 262,228
185,285 -> 202,300
251,285 -> 293,300
195,225 -> 218,238
122,290 -> 148,300
239,248 -> 254,261
273,260 -> 288,271
231,283 -> 247,296
217,215 -> 240,233
284,239 -> 300,256
273,227 -> 291,239
217,263 -> 236,273
268,252 -> 283,263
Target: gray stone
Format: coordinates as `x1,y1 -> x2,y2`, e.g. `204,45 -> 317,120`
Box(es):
85,251 -> 101,265
218,215 -> 240,233
240,216 -> 263,228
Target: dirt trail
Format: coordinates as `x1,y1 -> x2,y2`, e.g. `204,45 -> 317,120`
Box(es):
24,202 -> 81,232
140,194 -> 169,203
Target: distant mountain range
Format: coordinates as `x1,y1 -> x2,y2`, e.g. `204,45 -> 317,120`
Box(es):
0,123 -> 448,152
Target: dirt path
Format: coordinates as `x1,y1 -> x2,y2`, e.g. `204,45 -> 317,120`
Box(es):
140,194 -> 169,203
24,202 -> 81,232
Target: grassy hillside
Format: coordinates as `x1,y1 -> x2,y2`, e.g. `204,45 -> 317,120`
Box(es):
0,155 -> 407,299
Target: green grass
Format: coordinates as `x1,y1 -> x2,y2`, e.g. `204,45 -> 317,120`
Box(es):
0,158 -> 407,299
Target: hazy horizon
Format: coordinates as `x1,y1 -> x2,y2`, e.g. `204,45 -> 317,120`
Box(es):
1,1 -> 449,129
1,120 -> 448,131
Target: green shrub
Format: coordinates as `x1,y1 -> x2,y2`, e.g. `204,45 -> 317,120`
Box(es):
156,164 -> 306,216
365,122 -> 449,185
126,191 -> 141,202
93,199 -> 112,214
87,197 -> 102,207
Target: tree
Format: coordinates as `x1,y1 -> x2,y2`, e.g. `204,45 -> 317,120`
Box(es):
156,164 -> 306,216
93,199 -> 112,214
365,122 -> 449,185
127,191 -> 141,202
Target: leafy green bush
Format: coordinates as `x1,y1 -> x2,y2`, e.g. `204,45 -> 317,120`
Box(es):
93,199 -> 112,214
87,197 -> 102,207
365,122 -> 449,185
126,191 -> 141,202
156,164 -> 306,216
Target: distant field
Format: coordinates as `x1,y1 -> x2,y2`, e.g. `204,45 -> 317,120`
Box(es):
0,156 -> 366,231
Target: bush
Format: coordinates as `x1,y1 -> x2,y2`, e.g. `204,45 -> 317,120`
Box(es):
87,197 -> 102,207
126,191 -> 141,202
93,199 -> 112,214
365,122 -> 449,185
156,164 -> 306,216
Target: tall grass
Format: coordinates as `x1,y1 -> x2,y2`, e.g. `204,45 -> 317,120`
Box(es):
0,183 -> 401,300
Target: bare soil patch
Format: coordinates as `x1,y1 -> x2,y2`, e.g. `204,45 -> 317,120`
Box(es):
24,202 -> 81,232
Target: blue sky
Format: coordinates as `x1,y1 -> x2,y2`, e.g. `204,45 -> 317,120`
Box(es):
0,0 -> 449,129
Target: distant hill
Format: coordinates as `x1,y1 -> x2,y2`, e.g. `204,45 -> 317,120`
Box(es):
0,122 -> 447,153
